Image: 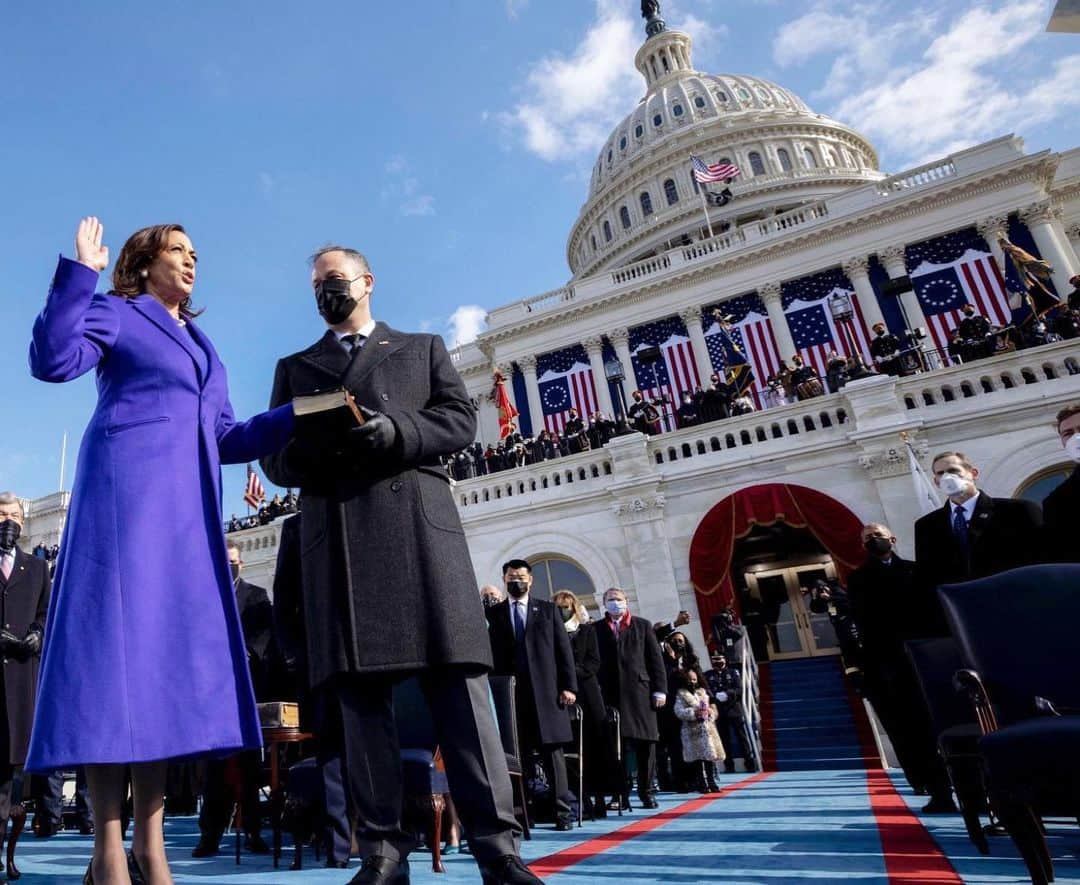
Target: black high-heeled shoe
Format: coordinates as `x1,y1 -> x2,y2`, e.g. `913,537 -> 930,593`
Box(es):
83,861 -> 93,885
127,851 -> 147,885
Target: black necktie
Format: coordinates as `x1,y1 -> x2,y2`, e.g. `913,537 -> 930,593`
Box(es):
341,333 -> 366,354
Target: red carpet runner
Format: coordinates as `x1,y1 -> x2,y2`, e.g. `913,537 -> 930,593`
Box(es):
528,772 -> 773,877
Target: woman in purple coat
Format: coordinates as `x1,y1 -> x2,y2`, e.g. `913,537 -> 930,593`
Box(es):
27,218 -> 294,884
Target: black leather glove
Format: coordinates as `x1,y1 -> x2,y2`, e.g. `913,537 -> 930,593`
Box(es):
0,629 -> 21,655
22,626 -> 43,656
348,406 -> 400,455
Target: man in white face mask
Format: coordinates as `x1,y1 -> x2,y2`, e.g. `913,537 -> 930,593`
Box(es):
1042,403 -> 1080,563
914,451 -> 1043,595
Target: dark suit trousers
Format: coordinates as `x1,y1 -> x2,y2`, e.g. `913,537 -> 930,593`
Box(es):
37,768 -> 92,827
198,752 -> 264,843
314,747 -> 352,863
323,666 -> 520,864
620,739 -> 656,801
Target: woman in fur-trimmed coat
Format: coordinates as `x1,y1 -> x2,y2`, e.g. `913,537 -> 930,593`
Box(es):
673,670 -> 724,791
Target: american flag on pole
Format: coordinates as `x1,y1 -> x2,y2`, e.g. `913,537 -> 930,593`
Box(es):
629,317 -> 701,432
703,293 -> 780,409
905,229 -> 1012,359
537,345 -> 599,435
243,464 -> 266,509
691,155 -> 740,183
782,269 -> 874,379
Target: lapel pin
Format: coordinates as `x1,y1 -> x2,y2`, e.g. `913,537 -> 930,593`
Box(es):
378,340 -> 390,345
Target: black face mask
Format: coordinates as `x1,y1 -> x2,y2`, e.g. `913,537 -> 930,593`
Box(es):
0,520 -> 20,551
481,594 -> 501,609
506,579 -> 529,599
558,606 -> 575,623
315,276 -> 363,325
875,328 -> 886,337
865,536 -> 892,556
962,310 -> 974,318
229,563 -> 241,582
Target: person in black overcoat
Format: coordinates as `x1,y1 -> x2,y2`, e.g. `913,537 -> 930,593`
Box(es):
272,514 -> 352,867
551,591 -> 606,817
261,247 -> 535,885
594,588 -> 667,810
915,452 -> 1043,596
1043,404 -> 1080,563
0,494 -> 50,871
847,523 -> 953,811
486,561 -> 577,830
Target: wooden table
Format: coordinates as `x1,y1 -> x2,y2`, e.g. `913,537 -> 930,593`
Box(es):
261,726 -> 314,868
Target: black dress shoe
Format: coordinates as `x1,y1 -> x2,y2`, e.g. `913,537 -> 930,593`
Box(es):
640,796 -> 659,809
326,858 -> 349,869
348,855 -> 410,884
245,833 -> 271,854
479,855 -> 544,884
554,818 -> 573,832
33,819 -> 59,839
921,797 -> 958,815
78,822 -> 95,836
191,839 -> 219,858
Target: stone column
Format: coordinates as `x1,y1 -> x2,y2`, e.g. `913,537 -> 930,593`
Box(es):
841,257 -> 887,330
758,282 -> 796,361
976,215 -> 1010,276
1067,223 -> 1080,259
513,357 -> 544,438
608,327 -> 636,410
678,306 -> 716,386
879,245 -> 930,332
1020,202 -> 1079,297
583,336 -> 616,417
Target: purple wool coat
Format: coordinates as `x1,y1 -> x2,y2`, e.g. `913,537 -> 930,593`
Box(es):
25,257 -> 294,770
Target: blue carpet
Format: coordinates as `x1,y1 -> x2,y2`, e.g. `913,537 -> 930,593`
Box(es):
11,771 -> 1080,883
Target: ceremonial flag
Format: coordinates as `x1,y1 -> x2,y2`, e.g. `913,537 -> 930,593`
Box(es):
243,465 -> 266,509
704,293 -> 781,409
492,369 -> 519,440
906,229 -> 1011,359
782,269 -> 874,379
691,155 -> 740,183
629,317 -> 701,431
904,434 -> 941,516
705,188 -> 734,207
537,346 -> 599,435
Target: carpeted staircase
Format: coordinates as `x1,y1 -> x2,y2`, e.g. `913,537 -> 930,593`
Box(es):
760,657 -> 878,771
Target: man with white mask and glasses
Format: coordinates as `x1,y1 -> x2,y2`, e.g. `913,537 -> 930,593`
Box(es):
1042,404 -> 1080,563
914,451 -> 1043,597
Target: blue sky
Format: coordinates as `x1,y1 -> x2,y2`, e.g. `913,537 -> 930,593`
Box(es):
3,0 -> 1077,511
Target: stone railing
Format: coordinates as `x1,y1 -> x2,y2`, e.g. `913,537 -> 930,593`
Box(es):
610,253 -> 672,285
875,158 -> 956,195
485,285 -> 575,328
755,201 -> 830,236
454,448 -> 615,508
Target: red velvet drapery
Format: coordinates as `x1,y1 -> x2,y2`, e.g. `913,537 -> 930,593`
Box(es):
688,483 -> 866,631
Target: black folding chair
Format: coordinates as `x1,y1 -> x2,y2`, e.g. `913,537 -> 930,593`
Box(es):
563,704 -> 584,827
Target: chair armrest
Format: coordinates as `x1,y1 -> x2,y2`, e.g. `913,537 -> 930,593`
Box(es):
953,669 -> 999,736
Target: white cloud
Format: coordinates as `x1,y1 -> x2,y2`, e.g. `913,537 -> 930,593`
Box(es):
505,0 -> 528,19
446,305 -> 487,348
772,1 -> 1077,167
379,156 -> 436,217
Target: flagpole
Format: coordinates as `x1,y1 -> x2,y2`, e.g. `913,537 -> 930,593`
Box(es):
697,181 -> 716,240
58,431 -> 67,493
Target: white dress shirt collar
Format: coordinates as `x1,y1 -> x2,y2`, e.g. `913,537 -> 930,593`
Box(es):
333,319 -> 377,345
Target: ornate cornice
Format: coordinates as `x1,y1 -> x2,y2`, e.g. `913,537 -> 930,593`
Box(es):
858,433 -> 929,480
1020,200 -> 1063,226
612,493 -> 666,524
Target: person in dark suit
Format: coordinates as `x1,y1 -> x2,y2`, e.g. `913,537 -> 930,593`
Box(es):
847,523 -> 953,812
869,323 -> 902,376
915,451 -> 1044,594
0,493 -> 50,877
1043,403 -> 1080,563
261,245 -> 536,885
552,591 -> 606,818
272,514 -> 352,868
486,561 -> 577,830
192,540 -> 273,857
594,588 -> 667,811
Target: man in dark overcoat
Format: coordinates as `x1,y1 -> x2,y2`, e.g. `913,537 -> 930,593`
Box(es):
915,451 -> 1043,595
261,246 -> 537,885
486,560 -> 577,830
192,539 -> 273,856
0,492 -> 50,869
1043,403 -> 1080,563
594,587 -> 667,810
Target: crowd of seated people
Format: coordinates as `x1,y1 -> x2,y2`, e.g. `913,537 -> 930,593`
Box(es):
225,491 -> 298,533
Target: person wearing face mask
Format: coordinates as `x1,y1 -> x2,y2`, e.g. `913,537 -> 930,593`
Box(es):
192,540 -> 274,858
704,654 -> 757,774
869,323 -> 902,376
27,219 -> 295,885
551,591 -> 606,819
676,393 -> 700,429
262,246 -> 537,885
0,492 -> 51,877
486,562 -> 577,831
594,588 -> 667,811
956,304 -> 991,360
1042,403 -> 1080,563
915,452 -> 1043,597
847,523 -> 953,811
627,391 -> 661,436
480,585 -> 507,610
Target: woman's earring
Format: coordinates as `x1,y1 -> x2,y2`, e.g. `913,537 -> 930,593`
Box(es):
139,269 -> 149,279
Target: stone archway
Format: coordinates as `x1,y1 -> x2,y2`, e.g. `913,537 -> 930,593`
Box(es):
688,483 -> 866,632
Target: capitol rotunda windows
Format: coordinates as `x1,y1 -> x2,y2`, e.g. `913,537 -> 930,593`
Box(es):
619,206 -> 631,230
640,191 -> 653,216
749,151 -> 766,176
603,220 -> 612,242
777,148 -> 793,171
664,178 -> 679,205
803,147 -> 818,168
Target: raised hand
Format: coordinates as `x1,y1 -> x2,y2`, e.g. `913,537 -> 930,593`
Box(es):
74,216 -> 109,272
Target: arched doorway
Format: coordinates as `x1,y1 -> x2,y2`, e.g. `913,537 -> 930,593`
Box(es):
688,483 -> 866,660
